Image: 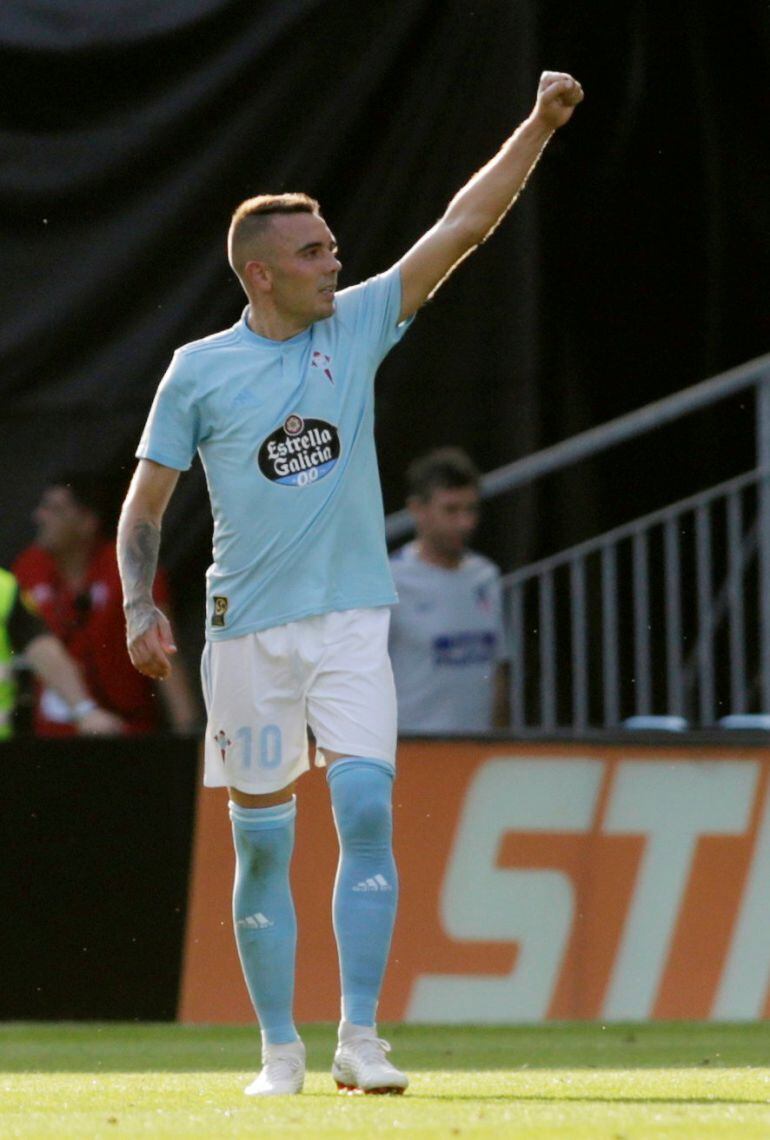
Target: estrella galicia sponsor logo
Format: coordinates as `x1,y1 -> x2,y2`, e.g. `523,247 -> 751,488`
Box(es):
258,414 -> 341,487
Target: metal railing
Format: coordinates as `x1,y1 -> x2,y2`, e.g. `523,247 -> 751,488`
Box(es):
386,351 -> 770,730
504,467 -> 764,729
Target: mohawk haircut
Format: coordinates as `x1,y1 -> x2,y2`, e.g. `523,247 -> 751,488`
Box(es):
227,192 -> 321,283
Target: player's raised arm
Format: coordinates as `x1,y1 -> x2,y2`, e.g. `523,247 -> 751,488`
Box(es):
396,71 -> 583,321
117,458 -> 180,681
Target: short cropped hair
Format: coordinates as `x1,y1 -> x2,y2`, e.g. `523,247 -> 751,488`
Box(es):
227,192 -> 321,283
406,447 -> 481,502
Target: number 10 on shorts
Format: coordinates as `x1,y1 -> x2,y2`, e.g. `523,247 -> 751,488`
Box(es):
234,724 -> 283,770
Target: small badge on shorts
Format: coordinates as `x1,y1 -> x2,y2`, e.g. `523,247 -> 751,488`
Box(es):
212,596 -> 229,627
213,729 -> 231,761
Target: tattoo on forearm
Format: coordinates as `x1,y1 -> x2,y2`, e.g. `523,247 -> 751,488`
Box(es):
118,520 -> 161,633
121,520 -> 160,601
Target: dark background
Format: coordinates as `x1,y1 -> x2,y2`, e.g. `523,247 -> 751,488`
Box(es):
2,0 -> 768,664
0,735 -> 197,1018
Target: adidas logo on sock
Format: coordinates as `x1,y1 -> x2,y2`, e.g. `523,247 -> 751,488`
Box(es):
236,912 -> 274,929
352,874 -> 392,892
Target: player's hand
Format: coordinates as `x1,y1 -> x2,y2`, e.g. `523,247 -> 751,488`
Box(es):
533,71 -> 584,130
76,707 -> 126,735
125,601 -> 177,680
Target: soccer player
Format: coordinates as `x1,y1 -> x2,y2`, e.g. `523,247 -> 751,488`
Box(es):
389,447 -> 509,734
117,71 -> 583,1096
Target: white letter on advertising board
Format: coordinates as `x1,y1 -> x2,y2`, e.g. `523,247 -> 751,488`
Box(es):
713,772 -> 770,1018
602,760 -> 756,1020
405,758 -> 603,1023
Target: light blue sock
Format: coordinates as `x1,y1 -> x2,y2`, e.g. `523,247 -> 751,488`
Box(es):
327,758 -> 398,1027
229,798 -> 299,1046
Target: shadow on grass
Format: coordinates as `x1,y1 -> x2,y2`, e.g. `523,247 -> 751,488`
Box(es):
2,1023 -> 770,1074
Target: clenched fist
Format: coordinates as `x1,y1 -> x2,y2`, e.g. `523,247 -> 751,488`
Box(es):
534,71 -> 584,130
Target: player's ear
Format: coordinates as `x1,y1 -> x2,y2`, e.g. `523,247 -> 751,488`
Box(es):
244,259 -> 272,293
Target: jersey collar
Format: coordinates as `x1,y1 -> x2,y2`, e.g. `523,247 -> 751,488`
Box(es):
237,307 -> 313,348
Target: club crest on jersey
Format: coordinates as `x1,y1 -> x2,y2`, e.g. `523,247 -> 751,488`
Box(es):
258,414 -> 341,487
311,350 -> 334,384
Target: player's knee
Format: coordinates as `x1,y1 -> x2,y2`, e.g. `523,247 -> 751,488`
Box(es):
328,760 -> 393,847
235,832 -> 292,877
339,795 -> 392,847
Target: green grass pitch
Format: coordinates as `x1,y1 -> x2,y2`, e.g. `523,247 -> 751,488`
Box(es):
2,1022 -> 770,1138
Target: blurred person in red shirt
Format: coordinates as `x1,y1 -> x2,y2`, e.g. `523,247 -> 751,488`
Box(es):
0,565 -> 122,738
13,471 -> 199,737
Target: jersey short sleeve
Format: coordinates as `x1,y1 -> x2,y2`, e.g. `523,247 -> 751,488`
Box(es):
334,266 -> 413,367
136,350 -> 202,471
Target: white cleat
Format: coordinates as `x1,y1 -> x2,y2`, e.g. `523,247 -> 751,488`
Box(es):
332,1035 -> 409,1095
244,1039 -> 305,1096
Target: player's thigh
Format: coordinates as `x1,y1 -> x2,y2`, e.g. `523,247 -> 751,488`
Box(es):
306,607 -> 397,766
200,631 -> 309,794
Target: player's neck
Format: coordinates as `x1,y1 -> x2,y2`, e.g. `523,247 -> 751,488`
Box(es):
415,539 -> 464,571
246,304 -> 311,343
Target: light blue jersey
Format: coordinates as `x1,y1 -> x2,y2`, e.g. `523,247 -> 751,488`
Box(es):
137,266 -> 412,639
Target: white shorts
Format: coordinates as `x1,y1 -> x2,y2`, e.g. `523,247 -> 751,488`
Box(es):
200,607 -> 397,794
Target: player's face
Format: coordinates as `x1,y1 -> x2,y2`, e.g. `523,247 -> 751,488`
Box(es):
260,213 -> 342,325
33,486 -> 93,554
412,485 -> 480,561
